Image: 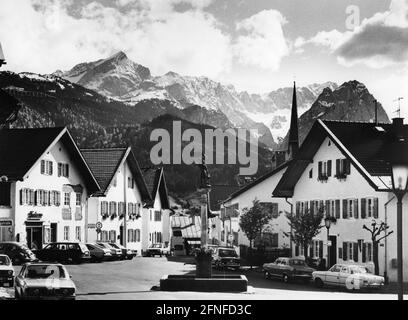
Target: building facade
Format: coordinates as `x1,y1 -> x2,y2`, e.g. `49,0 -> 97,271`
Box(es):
82,148 -> 151,255
274,119 -> 408,282
0,128 -> 100,249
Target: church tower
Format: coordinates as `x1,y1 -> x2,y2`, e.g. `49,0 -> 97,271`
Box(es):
287,81 -> 299,160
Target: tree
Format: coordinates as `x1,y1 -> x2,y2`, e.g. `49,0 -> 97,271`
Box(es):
363,220 -> 394,275
285,208 -> 324,260
239,199 -> 274,266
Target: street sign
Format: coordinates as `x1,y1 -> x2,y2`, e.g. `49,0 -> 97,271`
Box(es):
228,234 -> 234,242
96,222 -> 103,229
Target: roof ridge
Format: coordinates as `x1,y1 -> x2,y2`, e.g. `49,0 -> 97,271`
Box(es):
80,147 -> 128,152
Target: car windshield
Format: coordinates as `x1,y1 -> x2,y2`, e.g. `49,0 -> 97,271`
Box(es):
290,259 -> 305,266
218,249 -> 238,257
0,256 -> 11,266
150,244 -> 162,248
110,244 -> 120,249
25,265 -> 67,279
350,266 -> 370,274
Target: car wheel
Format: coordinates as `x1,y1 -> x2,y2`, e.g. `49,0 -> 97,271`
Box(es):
315,278 -> 324,288
282,274 -> 290,283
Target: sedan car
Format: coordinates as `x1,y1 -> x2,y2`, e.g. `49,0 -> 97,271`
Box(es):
0,254 -> 15,287
263,257 -> 315,283
212,247 -> 240,271
96,242 -> 122,260
0,242 -> 37,265
109,243 -> 136,260
86,243 -> 112,262
14,262 -> 76,300
35,243 -> 91,264
144,243 -> 171,257
313,264 -> 385,291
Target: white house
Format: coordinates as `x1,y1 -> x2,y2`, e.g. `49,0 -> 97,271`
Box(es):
0,127 -> 100,250
222,162 -> 292,253
81,147 -> 151,255
273,118 -> 408,282
141,167 -> 171,253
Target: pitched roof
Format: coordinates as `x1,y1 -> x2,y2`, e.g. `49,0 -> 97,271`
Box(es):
142,167 -> 170,209
0,127 -> 100,193
81,147 -> 151,201
223,160 -> 292,204
273,119 -> 408,197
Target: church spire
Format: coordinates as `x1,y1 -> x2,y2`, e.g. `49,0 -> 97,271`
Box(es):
288,81 -> 299,159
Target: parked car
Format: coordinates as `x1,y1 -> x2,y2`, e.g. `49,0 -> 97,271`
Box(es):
144,243 -> 171,257
0,254 -> 15,287
263,257 -> 315,283
86,243 -> 112,262
35,243 -> 91,264
313,264 -> 385,291
212,247 -> 240,271
0,242 -> 37,265
14,262 -> 76,300
109,243 -> 137,260
96,242 -> 122,260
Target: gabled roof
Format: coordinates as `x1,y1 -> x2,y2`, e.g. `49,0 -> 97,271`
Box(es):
223,160 -> 292,204
81,147 -> 151,202
142,167 -> 170,209
273,119 -> 407,198
0,127 -> 100,193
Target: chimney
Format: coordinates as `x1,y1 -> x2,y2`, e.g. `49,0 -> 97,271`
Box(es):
392,118 -> 405,140
392,118 -> 404,127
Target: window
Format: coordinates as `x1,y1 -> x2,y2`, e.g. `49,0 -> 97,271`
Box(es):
342,199 -> 358,219
20,188 -> 35,206
41,160 -> 53,176
118,202 -> 125,216
154,211 -> 162,221
335,159 -> 351,179
173,230 -> 182,237
109,202 -> 117,217
75,226 -> 81,241
342,242 -> 358,262
361,197 -> 379,219
75,193 -> 81,207
64,226 -> 70,241
109,230 -> 117,242
64,193 -> 71,206
58,163 -> 69,177
0,183 -> 11,206
35,190 -> 49,206
362,242 -> 373,262
128,177 -> 134,189
112,176 -> 117,187
259,202 -> 279,218
309,169 -> 313,179
127,229 -> 141,243
318,160 -> 331,181
101,201 -> 109,216
312,240 -> 323,258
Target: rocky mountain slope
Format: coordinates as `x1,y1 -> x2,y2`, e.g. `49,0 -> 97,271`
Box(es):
55,51 -> 337,145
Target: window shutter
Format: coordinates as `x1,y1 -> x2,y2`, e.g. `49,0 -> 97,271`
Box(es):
353,242 -> 358,262
325,200 -> 330,215
345,159 -> 351,175
49,162 -> 53,175
373,198 -> 379,218
58,163 -> 62,177
361,198 -> 367,219
310,201 -> 315,215
353,199 -> 359,219
362,243 -> 367,263
343,242 -> 348,261
41,160 -> 45,174
319,200 -> 324,212
295,202 -> 300,217
339,247 -> 343,259
342,199 -> 348,219
368,243 -> 372,261
35,190 -> 39,206
20,189 -> 24,205
336,159 -> 340,176
295,245 -> 299,257
327,160 -> 332,177
335,200 -> 340,219
319,240 -> 323,258
318,162 -> 322,179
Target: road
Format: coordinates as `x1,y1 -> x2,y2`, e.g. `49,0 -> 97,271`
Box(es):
1,257 -> 406,300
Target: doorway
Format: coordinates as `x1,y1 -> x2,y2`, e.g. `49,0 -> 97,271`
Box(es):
120,226 -> 124,245
329,235 -> 337,268
26,226 -> 43,250
51,223 -> 57,243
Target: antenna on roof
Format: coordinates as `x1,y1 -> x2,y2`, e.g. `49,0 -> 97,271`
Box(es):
0,42 -> 6,68
394,97 -> 404,118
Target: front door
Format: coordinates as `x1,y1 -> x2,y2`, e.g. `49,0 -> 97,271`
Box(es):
329,235 -> 337,268
120,226 -> 124,246
26,227 -> 43,250
51,223 -> 57,243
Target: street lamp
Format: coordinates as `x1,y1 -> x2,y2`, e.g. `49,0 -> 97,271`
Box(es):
386,118 -> 408,300
324,216 -> 332,269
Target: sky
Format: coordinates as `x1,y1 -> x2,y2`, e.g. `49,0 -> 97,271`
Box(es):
0,0 -> 407,119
